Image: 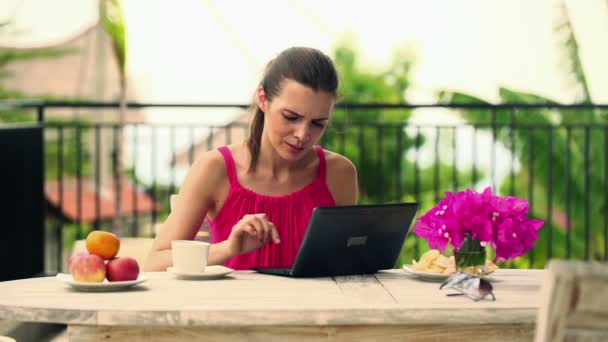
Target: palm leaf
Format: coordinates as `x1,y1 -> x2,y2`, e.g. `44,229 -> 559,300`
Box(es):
555,0 -> 591,101
100,0 -> 127,78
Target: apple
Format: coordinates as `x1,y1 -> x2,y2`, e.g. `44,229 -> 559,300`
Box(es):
106,257 -> 140,282
68,251 -> 106,283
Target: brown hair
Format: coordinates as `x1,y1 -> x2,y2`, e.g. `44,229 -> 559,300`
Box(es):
247,47 -> 339,172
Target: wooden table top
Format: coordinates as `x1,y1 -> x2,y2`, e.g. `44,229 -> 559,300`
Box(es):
0,269 -> 544,327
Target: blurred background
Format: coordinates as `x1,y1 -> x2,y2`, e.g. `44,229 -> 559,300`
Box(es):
1,0 -> 607,279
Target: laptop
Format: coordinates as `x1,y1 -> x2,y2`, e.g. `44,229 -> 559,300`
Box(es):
254,203 -> 419,278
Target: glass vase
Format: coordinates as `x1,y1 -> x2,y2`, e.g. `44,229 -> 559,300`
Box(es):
454,236 -> 487,276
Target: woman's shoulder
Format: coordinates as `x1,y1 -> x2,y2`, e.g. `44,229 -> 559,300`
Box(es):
187,147 -> 231,186
174,148 -> 230,209
322,149 -> 357,175
321,149 -> 358,205
193,148 -> 226,171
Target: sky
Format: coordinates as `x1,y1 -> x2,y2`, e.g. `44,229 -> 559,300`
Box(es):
3,0 -> 607,106
1,0 -> 607,188
124,0 -> 608,104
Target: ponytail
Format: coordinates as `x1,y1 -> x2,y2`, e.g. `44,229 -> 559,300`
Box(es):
247,107 -> 264,172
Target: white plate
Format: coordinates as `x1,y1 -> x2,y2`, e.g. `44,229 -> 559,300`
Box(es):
56,273 -> 148,292
402,265 -> 451,282
167,265 -> 233,280
402,265 -> 496,282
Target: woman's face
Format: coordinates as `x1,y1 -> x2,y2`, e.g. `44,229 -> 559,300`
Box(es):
258,79 -> 335,162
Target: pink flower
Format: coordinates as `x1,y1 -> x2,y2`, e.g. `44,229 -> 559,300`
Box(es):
413,187 -> 544,262
413,218 -> 450,251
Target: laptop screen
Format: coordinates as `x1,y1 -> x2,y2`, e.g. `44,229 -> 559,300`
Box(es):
286,203 -> 419,277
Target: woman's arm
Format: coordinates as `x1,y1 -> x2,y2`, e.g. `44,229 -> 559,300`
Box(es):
325,152 -> 359,206
143,151 -> 234,271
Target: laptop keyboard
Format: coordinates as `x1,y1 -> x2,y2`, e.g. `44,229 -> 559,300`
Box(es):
256,268 -> 292,275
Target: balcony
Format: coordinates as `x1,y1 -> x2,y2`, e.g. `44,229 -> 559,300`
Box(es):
1,101 -> 606,277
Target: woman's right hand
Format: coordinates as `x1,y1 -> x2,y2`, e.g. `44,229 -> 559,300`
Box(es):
226,213 -> 281,257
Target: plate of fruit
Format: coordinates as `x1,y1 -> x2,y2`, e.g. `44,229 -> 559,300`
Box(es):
403,250 -> 498,282
58,231 -> 147,292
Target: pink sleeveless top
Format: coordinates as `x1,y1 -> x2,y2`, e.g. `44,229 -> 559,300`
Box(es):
209,146 -> 336,270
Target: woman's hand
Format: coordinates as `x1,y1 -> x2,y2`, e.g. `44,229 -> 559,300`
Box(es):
226,213 -> 281,257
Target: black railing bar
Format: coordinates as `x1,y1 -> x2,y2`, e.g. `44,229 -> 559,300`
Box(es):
528,127 -> 535,268
434,126 -> 440,203
604,126 -> 608,261
169,125 -> 176,196
42,122 -> 250,130
547,127 -> 553,260
332,123 -> 607,129
472,126 -> 477,185
491,108 -> 497,191
338,103 -> 608,110
76,126 -> 83,240
132,125 -> 139,237
36,105 -> 44,122
584,126 -> 590,260
358,125 -> 365,188
376,126 -> 383,203
414,126 -> 421,259
112,125 -> 122,233
5,100 -> 608,109
40,121 -> 606,130
151,126 -> 158,225
452,126 -> 458,191
38,105 -> 46,272
510,109 -> 516,196
94,125 -> 101,231
566,127 -> 572,258
1,101 -> 250,109
57,126 -> 64,271
396,126 -> 403,201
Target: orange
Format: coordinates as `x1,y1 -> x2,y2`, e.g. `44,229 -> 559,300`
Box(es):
86,230 -> 120,260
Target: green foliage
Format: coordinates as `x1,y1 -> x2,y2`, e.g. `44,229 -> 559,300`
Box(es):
0,48 -> 78,68
441,88 -> 606,268
100,0 -> 127,77
437,0 -> 608,268
554,1 -> 590,101
326,41 -> 478,267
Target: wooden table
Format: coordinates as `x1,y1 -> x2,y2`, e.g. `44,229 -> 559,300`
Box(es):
0,269 -> 544,341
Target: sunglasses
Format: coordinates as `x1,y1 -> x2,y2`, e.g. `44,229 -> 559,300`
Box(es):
440,272 -> 496,301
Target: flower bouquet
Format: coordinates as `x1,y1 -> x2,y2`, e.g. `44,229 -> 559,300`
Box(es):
413,187 -> 544,275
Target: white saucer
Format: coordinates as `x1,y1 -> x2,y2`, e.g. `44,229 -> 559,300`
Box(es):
56,273 -> 148,292
402,265 -> 496,282
402,265 -> 451,282
167,265 -> 233,280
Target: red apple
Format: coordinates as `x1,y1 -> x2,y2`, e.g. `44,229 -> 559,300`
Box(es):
106,257 -> 140,282
69,251 -> 106,283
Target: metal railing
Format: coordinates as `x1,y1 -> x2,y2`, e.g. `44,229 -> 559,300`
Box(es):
1,101 -> 607,272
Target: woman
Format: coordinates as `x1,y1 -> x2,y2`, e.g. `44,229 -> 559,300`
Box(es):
144,47 -> 358,271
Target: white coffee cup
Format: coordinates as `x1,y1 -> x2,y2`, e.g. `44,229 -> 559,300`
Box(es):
171,240 -> 210,273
